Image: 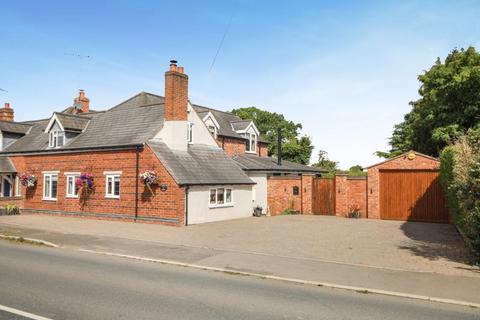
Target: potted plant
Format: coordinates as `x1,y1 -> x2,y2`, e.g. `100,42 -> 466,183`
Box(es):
253,205 -> 263,217
347,203 -> 361,219
20,172 -> 37,188
139,170 -> 159,194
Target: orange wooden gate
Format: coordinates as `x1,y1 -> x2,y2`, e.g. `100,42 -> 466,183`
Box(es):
312,178 -> 335,215
380,169 -> 449,222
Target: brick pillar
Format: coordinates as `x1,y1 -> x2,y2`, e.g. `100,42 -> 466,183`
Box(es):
335,174 -> 348,217
301,174 -> 313,214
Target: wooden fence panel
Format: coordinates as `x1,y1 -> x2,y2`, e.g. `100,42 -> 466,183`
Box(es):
312,178 -> 335,215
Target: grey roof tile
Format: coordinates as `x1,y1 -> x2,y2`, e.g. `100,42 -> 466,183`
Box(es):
0,121 -> 32,134
0,157 -> 16,172
2,93 -> 165,153
233,154 -> 326,173
148,141 -> 254,186
55,113 -> 91,131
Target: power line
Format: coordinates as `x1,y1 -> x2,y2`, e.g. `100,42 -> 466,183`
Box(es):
64,52 -> 92,59
209,14 -> 233,73
0,88 -> 8,93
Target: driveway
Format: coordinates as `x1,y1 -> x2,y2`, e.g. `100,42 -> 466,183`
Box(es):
0,214 -> 476,277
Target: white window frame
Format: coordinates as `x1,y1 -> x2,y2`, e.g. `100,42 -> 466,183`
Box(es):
15,175 -> 21,197
245,132 -> 257,153
43,172 -> 59,201
49,130 -> 64,148
187,122 -> 194,144
104,172 -> 121,199
207,125 -> 217,138
209,187 -> 233,208
65,173 -> 80,198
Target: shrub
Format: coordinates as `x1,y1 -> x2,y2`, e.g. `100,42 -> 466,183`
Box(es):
347,203 -> 361,218
4,204 -> 20,215
440,128 -> 480,259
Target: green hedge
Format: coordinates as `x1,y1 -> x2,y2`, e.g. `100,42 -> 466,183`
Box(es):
440,129 -> 480,260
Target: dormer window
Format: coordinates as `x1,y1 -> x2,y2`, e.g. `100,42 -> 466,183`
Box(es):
245,133 -> 256,153
208,125 -> 217,138
49,130 -> 64,148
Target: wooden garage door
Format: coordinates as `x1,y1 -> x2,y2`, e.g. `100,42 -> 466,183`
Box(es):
380,170 -> 449,222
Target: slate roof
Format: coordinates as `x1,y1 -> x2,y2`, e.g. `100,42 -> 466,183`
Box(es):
230,120 -> 252,131
0,120 -> 32,134
2,92 -> 165,153
233,154 -> 327,174
148,141 -> 254,186
192,105 -> 268,143
0,157 -> 16,172
54,113 -> 91,131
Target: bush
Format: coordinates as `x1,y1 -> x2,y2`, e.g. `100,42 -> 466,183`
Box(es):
4,204 -> 20,215
440,128 -> 480,259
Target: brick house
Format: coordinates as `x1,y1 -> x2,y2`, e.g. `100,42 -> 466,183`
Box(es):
0,61 -> 324,225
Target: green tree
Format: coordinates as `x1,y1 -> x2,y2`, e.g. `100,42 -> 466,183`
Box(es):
378,47 -> 480,158
348,165 -> 366,177
231,107 -> 314,164
312,150 -> 338,177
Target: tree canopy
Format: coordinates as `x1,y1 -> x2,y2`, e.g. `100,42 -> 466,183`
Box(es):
312,150 -> 338,177
230,107 -> 314,164
378,47 -> 480,158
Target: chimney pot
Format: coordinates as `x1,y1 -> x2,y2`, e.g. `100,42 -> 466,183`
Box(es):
170,59 -> 178,72
4,103 -> 10,109
178,66 -> 184,73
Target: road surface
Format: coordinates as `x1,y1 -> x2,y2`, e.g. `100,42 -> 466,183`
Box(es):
0,241 -> 478,319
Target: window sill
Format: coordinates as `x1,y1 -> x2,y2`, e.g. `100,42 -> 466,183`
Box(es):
42,198 -> 57,202
209,203 -> 234,209
65,195 -> 79,199
245,151 -> 257,154
105,196 -> 120,200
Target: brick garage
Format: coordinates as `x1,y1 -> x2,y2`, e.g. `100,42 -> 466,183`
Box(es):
311,151 -> 449,223
366,151 -> 449,222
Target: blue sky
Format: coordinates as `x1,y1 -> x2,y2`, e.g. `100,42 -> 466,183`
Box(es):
1,1 -> 479,168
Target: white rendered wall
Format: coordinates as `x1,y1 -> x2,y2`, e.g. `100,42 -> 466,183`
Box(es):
187,185 -> 253,225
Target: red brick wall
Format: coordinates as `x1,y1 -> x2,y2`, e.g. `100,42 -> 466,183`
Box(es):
367,153 -> 440,219
0,197 -> 24,211
259,143 -> 269,157
9,146 -> 185,226
267,176 -> 302,216
218,136 -> 246,157
334,175 -> 367,218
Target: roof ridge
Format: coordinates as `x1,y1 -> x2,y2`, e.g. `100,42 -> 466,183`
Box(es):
54,112 -> 92,120
0,119 -> 32,126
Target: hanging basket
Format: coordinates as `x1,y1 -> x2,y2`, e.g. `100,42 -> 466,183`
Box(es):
140,170 -> 159,194
20,173 -> 37,188
76,173 -> 95,196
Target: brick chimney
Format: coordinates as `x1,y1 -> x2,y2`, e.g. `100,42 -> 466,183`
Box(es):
164,60 -> 188,121
0,103 -> 14,122
73,90 -> 90,113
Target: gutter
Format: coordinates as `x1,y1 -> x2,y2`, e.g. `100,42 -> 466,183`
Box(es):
241,168 -> 327,174
185,186 -> 189,226
0,144 -> 145,156
134,145 -> 141,222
